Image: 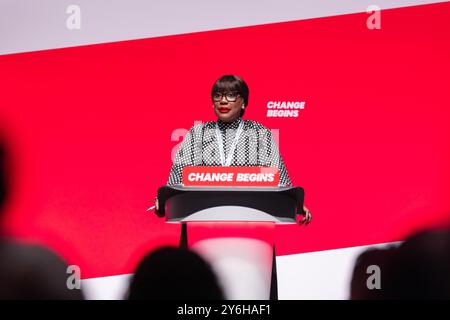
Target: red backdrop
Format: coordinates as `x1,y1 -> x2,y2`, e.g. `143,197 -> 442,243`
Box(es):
0,2 -> 449,279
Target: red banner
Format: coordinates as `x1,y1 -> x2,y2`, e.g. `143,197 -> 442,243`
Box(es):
182,166 -> 280,187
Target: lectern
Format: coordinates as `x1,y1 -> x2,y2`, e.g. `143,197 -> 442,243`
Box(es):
156,184 -> 304,300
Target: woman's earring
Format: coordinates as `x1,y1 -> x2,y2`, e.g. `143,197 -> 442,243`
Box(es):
242,105 -> 245,109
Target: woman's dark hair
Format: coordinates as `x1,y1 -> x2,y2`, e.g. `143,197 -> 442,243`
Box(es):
211,75 -> 249,117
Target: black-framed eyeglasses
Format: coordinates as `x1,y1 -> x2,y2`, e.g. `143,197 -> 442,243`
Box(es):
212,91 -> 240,102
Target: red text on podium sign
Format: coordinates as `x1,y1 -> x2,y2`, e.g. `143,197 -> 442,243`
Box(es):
182,166 -> 280,187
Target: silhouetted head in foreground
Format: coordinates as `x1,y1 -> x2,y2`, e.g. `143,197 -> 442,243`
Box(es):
128,246 -> 224,300
382,229 -> 450,299
350,246 -> 398,300
0,139 -> 83,299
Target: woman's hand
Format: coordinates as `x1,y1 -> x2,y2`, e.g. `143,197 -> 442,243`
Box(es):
299,205 -> 312,225
154,197 -> 159,213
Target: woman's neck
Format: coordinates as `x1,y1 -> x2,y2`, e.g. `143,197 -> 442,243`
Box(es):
217,116 -> 242,130
218,116 -> 242,124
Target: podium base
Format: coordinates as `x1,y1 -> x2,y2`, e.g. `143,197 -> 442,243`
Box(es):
187,222 -> 275,300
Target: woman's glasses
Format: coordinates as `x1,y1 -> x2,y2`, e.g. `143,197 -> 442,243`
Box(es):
212,91 -> 240,102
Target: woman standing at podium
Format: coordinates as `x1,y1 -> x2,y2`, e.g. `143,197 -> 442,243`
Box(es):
163,74 -> 311,223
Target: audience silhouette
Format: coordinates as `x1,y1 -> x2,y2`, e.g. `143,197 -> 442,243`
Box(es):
351,228 -> 450,300
350,246 -> 397,299
0,140 -> 84,299
383,229 -> 450,299
127,246 -> 224,300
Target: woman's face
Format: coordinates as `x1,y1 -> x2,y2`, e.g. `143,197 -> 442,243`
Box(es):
213,91 -> 244,123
